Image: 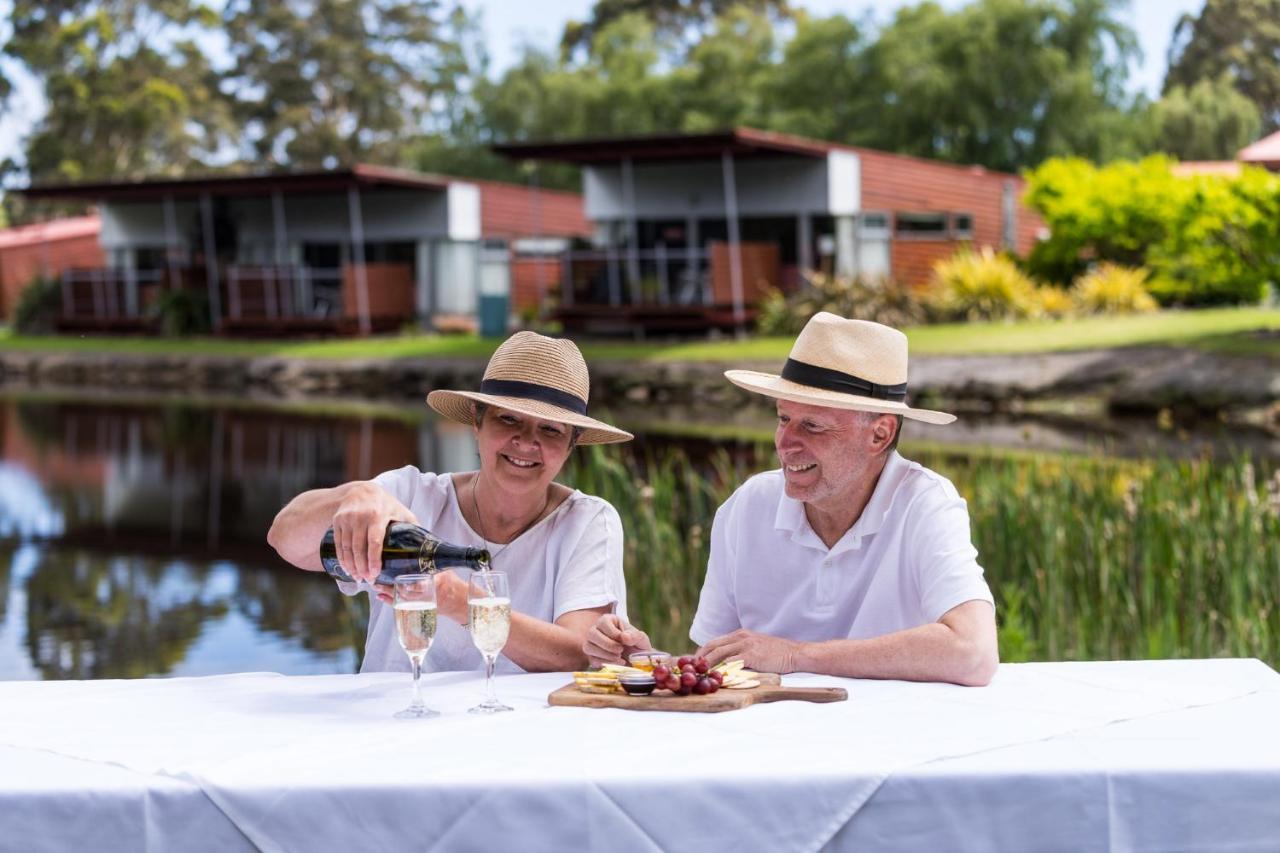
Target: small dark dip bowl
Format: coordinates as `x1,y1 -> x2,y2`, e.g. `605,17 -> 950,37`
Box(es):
618,675 -> 657,696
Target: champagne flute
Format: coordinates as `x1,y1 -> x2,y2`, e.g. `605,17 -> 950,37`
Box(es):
393,573 -> 439,719
467,571 -> 513,714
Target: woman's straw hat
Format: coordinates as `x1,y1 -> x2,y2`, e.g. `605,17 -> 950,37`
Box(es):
724,312 -> 955,425
427,331 -> 633,444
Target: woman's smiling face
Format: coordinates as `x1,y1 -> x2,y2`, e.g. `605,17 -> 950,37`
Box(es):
474,405 -> 574,493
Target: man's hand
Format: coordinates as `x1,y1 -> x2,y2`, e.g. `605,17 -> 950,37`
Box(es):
583,614 -> 652,667
697,629 -> 804,674
329,482 -> 418,584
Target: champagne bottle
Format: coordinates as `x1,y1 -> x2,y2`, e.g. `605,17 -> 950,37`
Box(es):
320,522 -> 491,585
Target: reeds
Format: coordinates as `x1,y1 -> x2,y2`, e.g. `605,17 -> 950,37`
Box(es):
568,445 -> 1280,664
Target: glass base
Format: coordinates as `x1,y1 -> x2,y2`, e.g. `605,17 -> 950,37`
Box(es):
468,699 -> 513,715
394,703 -> 440,719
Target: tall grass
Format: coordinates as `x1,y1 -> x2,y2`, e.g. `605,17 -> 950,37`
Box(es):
568,445 -> 1280,664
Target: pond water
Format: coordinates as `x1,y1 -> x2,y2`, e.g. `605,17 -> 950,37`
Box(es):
1,391 -> 1275,679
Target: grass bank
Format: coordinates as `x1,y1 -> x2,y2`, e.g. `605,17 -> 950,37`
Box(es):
1,307 -> 1277,361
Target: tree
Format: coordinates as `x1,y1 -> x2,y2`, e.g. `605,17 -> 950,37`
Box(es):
857,0 -> 1145,172
221,0 -> 478,167
0,1 -> 233,184
1149,74 -> 1263,161
559,0 -> 792,62
1165,0 -> 1280,132
761,13 -> 875,142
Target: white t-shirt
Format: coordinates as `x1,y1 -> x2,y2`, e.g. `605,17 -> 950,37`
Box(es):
689,451 -> 993,646
340,467 -> 627,674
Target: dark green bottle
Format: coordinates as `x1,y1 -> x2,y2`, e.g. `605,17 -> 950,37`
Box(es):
320,522 -> 491,585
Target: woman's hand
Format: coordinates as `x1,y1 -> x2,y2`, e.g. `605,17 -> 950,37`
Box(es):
329,482 -> 418,584
583,614 -> 652,668
434,570 -> 470,624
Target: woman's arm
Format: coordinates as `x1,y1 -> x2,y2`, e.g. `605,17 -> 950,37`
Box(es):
430,570 -> 607,672
267,481 -> 417,582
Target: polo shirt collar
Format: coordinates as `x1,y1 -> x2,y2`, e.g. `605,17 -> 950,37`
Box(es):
848,451 -> 907,541
772,451 -> 909,553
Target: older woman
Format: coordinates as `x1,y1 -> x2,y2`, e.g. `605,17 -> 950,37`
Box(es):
267,331 -> 633,674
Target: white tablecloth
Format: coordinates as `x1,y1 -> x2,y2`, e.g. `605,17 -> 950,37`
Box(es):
1,660 -> 1278,853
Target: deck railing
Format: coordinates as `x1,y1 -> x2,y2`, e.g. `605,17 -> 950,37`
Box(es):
559,248 -> 710,307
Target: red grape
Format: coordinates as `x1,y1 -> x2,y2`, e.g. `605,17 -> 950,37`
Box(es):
677,656 -> 694,668
652,666 -> 670,682
677,684 -> 692,696
693,678 -> 711,695
666,677 -> 682,691
708,671 -> 723,685
707,680 -> 719,694
694,659 -> 709,674
680,671 -> 697,688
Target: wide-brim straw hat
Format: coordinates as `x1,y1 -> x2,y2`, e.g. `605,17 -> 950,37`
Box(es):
427,331 -> 633,445
724,312 -> 955,425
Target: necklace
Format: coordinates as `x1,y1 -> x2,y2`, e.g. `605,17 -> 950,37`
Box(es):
470,476 -> 549,561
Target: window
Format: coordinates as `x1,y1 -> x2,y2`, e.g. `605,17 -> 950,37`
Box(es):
859,212 -> 891,238
951,213 -> 974,239
894,212 -> 948,238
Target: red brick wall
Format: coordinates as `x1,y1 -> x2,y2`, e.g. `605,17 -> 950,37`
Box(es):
891,241 -> 965,290
511,257 -> 563,312
476,181 -> 590,241
852,147 -> 1044,280
0,224 -> 104,319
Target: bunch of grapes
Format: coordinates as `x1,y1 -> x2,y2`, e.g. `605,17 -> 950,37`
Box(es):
652,655 -> 722,696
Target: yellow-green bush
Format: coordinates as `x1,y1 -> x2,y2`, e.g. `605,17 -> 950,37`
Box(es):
1036,286 -> 1075,319
1072,264 -> 1159,315
927,247 -> 1042,322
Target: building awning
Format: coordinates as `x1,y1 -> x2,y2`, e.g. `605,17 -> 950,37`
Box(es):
18,164 -> 453,202
493,127 -> 833,164
1239,129 -> 1280,169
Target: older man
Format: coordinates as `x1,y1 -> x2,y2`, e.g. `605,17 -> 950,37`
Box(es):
585,312 -> 998,686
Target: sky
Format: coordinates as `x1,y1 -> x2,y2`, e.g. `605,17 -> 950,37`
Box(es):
0,0 -> 1205,171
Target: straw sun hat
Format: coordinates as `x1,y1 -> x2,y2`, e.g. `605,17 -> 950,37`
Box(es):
427,331 -> 633,445
724,312 -> 955,425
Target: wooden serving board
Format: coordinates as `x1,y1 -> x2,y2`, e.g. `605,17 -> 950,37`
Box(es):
548,673 -> 847,713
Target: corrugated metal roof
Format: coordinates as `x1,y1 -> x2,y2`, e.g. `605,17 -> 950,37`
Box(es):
1239,129 -> 1280,166
18,164 -> 454,202
0,215 -> 100,249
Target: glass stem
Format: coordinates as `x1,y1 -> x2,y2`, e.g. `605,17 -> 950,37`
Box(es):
411,655 -> 423,707
484,654 -> 496,704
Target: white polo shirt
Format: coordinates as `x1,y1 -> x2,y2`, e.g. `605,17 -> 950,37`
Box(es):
689,451 -> 993,646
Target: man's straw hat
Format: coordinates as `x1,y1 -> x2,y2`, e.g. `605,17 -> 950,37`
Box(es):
724,312 -> 955,424
427,331 -> 633,444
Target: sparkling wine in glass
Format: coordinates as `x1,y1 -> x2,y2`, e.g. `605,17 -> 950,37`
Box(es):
393,573 -> 439,719
468,571 -> 513,714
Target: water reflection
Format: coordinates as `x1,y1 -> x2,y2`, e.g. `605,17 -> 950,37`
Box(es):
0,395 -> 477,680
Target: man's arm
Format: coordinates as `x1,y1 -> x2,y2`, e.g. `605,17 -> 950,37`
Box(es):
697,599 -> 998,687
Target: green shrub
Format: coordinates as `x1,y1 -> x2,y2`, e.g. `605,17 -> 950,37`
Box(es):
1024,156 -> 1280,306
147,288 -> 211,337
1072,264 -> 1158,315
926,247 -> 1042,322
12,276 -> 62,334
755,271 -> 927,336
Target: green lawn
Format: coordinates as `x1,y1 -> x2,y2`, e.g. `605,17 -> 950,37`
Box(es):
1,307 -> 1277,361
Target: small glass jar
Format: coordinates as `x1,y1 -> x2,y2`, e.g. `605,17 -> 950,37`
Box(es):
628,650 -> 671,672
618,673 -> 657,696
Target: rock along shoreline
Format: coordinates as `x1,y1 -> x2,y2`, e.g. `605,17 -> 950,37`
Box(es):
0,346 -> 1276,426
